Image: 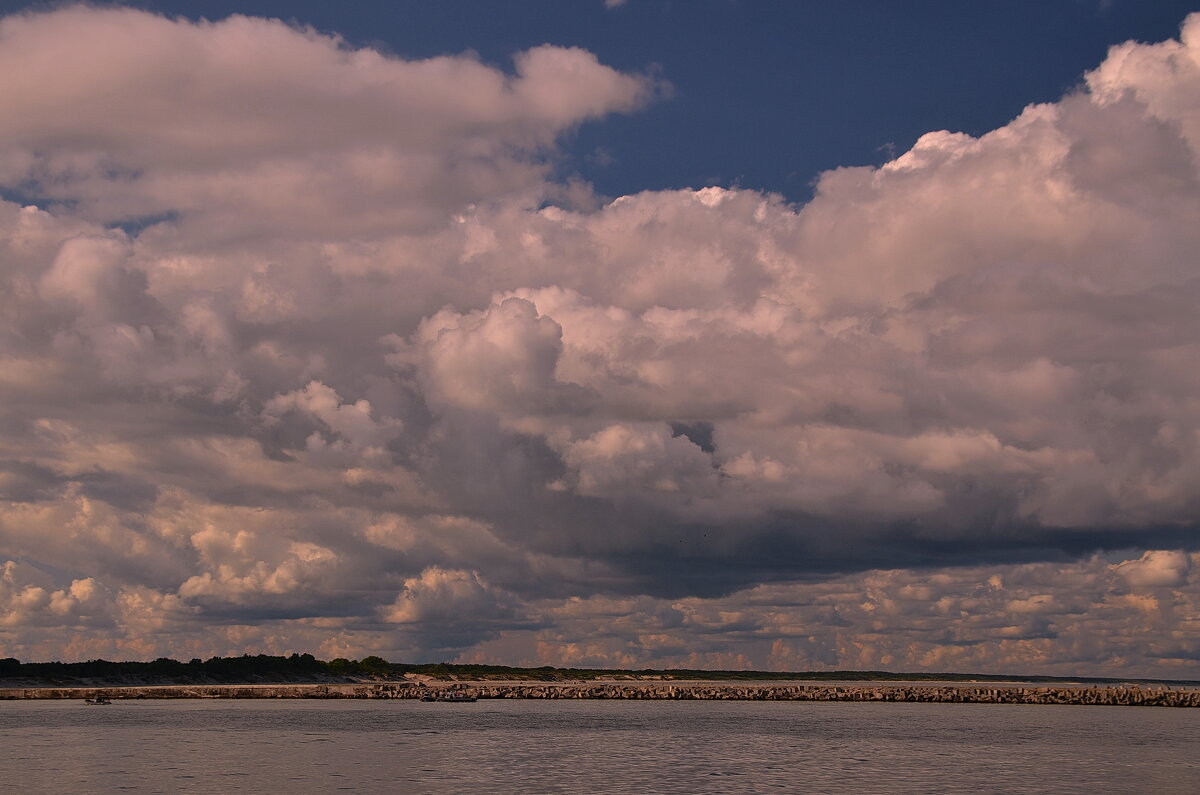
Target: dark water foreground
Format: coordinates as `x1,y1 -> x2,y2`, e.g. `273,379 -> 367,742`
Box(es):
2,699 -> 1197,793
3,681 -> 1199,707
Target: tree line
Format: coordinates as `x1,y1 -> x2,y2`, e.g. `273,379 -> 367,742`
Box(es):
1,655 -> 1192,686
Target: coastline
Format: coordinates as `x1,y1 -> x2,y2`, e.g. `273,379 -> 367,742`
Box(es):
2,681 -> 1198,707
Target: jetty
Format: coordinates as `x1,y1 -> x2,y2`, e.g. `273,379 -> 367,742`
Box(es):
1,682 -> 1197,707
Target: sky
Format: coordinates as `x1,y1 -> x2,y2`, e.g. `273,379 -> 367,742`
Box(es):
1,1 -> 1199,676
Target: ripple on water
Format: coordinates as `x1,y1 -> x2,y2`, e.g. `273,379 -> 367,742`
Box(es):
0,699 -> 1197,794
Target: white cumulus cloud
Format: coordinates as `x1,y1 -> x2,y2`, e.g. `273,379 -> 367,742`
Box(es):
0,6 -> 1199,672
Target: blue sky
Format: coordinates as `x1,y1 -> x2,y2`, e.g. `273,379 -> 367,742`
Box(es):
1,2 -> 1199,673
83,0 -> 1200,199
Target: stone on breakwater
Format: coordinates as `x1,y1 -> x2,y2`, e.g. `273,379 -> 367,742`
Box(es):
0,682 -> 1197,707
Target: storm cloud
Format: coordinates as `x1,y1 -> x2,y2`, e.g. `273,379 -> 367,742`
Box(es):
2,6 -> 1200,674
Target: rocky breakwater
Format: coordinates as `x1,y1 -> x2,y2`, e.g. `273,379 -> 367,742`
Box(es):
2,682 -> 1197,707
458,683 -> 1200,707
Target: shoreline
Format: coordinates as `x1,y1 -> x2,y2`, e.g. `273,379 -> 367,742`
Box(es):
2,682 -> 1198,707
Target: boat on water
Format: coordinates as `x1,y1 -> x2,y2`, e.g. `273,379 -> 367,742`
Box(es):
83,697 -> 113,705
420,692 -> 477,702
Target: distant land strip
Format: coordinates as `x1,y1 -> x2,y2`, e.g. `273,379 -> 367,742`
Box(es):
2,683 -> 1199,707
3,654 -> 1200,689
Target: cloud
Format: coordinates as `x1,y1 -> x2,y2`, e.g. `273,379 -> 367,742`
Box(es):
0,6 -> 1199,671
460,550 -> 1200,677
1115,550 -> 1192,588
381,566 -> 530,653
406,296 -> 587,416
0,6 -> 654,239
384,566 -> 521,626
0,561 -> 115,630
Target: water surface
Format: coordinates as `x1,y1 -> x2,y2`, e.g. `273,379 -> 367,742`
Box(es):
2,699 -> 1196,793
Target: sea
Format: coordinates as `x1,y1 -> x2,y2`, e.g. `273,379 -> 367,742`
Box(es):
2,698 -> 1197,793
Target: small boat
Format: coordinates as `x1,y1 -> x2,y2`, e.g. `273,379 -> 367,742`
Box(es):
435,693 -> 477,703
84,697 -> 112,705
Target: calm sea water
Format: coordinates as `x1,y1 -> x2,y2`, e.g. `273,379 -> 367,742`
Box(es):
1,699 -> 1197,793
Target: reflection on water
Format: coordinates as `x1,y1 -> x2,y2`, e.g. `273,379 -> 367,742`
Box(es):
2,699 -> 1197,793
